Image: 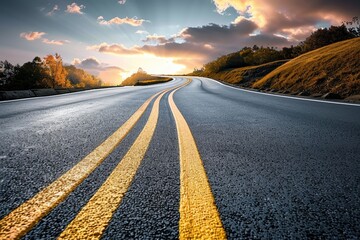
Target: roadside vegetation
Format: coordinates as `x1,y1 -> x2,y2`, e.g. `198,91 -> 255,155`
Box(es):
200,60 -> 288,87
121,68 -> 172,86
253,38 -> 360,97
0,54 -> 102,90
193,17 -> 360,99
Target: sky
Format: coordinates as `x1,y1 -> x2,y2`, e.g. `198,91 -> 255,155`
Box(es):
0,0 -> 359,85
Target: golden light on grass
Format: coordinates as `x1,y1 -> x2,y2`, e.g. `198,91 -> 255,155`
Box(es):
253,38 -> 360,96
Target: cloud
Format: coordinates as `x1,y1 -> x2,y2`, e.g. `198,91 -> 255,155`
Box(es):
89,19 -> 296,72
118,0 -> 126,4
212,0 -> 360,39
72,57 -> 101,69
20,31 -> 70,46
46,5 -> 59,16
142,34 -> 174,45
88,42 -> 141,55
97,16 -> 148,26
86,0 -> 359,74
66,3 -> 85,14
136,30 -> 149,34
72,57 -> 126,85
43,39 -> 70,45
20,31 -> 46,41
179,20 -> 258,46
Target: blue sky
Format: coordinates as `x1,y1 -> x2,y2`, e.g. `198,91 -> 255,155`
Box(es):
0,0 -> 358,84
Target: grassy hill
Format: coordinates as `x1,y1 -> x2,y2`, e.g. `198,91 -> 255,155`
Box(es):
198,60 -> 288,87
253,38 -> 360,97
121,72 -> 172,86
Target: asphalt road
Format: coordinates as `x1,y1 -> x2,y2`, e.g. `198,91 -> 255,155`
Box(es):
0,77 -> 359,239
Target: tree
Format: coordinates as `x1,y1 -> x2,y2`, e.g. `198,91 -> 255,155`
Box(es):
345,16 -> 360,37
0,60 -> 16,87
8,57 -> 48,89
43,54 -> 71,88
302,24 -> 355,52
204,51 -> 245,73
66,65 -> 102,88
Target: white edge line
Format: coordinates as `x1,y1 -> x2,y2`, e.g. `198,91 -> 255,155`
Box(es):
192,76 -> 360,107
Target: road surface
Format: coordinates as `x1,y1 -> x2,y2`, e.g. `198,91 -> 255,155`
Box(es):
0,77 -> 359,239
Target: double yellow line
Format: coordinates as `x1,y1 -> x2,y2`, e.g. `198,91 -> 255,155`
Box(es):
58,83 -> 184,239
169,86 -> 226,239
0,78 -> 226,239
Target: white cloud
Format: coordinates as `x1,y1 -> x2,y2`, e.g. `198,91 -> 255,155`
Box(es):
136,30 -> 149,34
20,32 -> 46,41
97,16 -> 148,26
66,3 -> 85,14
47,5 -> 59,16
118,0 -> 126,4
43,39 -> 70,45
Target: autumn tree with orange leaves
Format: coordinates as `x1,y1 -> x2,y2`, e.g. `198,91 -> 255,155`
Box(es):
1,53 -> 103,90
43,53 -> 71,88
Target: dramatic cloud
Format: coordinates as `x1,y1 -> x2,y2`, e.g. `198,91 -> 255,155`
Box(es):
212,0 -> 359,39
72,57 -> 126,85
66,3 -> 85,14
89,0 -> 359,73
90,19 -> 296,72
89,42 -> 217,73
46,5 -> 59,16
179,20 -> 258,45
97,16 -> 147,26
20,31 -> 46,41
118,0 -> 126,4
43,39 -> 70,45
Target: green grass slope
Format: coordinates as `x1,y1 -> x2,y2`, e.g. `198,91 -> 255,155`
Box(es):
253,38 -> 360,97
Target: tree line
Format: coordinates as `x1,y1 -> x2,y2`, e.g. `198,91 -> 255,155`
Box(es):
196,17 -> 360,74
0,54 -> 102,90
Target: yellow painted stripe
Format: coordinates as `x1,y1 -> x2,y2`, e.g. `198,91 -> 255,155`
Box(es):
169,79 -> 227,239
58,81 -> 189,239
0,88 -> 168,240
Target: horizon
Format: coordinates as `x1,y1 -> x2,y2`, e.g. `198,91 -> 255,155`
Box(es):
0,0 -> 358,85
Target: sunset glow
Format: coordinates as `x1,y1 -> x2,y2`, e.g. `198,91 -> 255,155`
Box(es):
0,0 -> 357,83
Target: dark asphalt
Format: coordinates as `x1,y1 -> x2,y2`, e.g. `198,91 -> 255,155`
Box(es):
1,77 -> 359,239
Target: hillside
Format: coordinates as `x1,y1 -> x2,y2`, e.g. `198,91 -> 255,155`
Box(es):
121,71 -> 172,86
199,60 -> 288,87
253,38 -> 360,98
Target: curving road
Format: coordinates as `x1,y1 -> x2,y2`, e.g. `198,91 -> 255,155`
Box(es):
0,77 -> 359,239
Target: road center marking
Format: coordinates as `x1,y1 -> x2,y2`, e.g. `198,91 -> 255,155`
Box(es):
58,81 -> 189,239
168,79 -> 227,239
0,88 -> 169,240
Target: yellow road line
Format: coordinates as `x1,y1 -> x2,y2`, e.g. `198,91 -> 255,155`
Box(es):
168,79 -> 227,239
58,81 -> 189,239
0,88 -> 169,240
